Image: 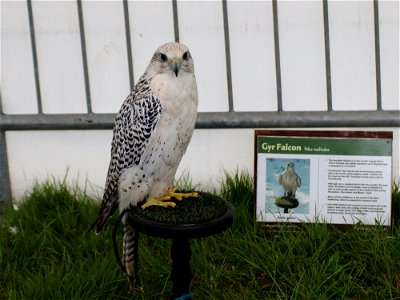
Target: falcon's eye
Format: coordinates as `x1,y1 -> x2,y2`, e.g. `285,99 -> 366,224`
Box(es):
160,53 -> 168,62
182,51 -> 189,60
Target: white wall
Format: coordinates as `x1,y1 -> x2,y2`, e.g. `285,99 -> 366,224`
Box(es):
1,1 -> 399,199
5,127 -> 399,199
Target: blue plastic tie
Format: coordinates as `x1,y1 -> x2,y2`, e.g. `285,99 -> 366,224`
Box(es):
175,294 -> 193,300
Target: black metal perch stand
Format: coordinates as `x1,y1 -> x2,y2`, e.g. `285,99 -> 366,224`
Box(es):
127,192 -> 233,299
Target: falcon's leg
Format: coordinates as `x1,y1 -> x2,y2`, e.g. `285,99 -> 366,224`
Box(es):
141,188 -> 198,209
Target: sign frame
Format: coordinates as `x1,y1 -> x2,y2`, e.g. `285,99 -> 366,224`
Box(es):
254,130 -> 393,229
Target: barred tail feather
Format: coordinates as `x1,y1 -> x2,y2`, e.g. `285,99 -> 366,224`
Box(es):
123,223 -> 137,276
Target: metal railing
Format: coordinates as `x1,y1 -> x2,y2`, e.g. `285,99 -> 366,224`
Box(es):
1,0 -> 399,211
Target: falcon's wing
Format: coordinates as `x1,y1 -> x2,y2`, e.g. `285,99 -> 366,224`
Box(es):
93,94 -> 162,233
296,175 -> 301,188
278,173 -> 283,185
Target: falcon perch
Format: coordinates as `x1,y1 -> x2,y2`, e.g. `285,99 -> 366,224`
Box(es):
92,42 -> 198,279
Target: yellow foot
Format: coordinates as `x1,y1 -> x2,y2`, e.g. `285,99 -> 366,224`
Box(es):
164,187 -> 198,201
141,197 -> 176,209
141,188 -> 198,209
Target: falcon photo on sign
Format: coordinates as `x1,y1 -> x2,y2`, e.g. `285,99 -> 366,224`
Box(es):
254,131 -> 393,227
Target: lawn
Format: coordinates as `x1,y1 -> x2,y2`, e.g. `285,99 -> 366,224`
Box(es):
1,172 -> 399,299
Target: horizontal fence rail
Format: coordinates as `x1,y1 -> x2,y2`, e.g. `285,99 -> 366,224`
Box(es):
1,0 -> 399,210
1,111 -> 400,131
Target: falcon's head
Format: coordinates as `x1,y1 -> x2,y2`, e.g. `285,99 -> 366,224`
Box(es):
286,162 -> 295,170
147,42 -> 194,77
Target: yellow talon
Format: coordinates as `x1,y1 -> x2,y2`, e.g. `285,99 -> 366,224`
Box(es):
141,198 -> 176,209
165,187 -> 198,201
141,188 -> 198,209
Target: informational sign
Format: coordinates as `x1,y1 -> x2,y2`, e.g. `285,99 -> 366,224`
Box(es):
255,131 -> 393,227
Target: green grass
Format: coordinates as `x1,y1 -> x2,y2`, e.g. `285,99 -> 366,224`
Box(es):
1,173 -> 400,299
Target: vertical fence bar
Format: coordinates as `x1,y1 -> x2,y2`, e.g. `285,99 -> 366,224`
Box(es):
0,130 -> 12,212
222,0 -> 234,112
0,91 -> 12,212
172,0 -> 180,43
373,0 -> 382,111
77,0 -> 92,113
0,91 -> 3,115
272,0 -> 283,112
123,0 -> 135,90
323,0 -> 333,111
27,0 -> 42,114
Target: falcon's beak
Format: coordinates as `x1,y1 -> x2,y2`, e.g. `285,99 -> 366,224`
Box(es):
169,59 -> 182,77
172,63 -> 181,77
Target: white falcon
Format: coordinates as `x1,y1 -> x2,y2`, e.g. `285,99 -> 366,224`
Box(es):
92,42 -> 198,277
278,162 -> 301,198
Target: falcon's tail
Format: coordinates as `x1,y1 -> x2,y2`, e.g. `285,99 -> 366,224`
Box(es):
88,192 -> 118,234
123,220 -> 137,277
